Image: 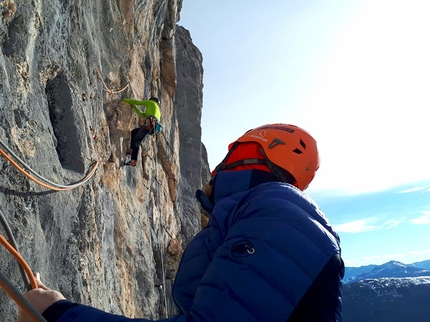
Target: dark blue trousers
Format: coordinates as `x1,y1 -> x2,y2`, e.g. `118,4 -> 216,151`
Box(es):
130,126 -> 150,160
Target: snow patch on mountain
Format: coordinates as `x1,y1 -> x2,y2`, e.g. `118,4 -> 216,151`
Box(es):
344,260 -> 430,284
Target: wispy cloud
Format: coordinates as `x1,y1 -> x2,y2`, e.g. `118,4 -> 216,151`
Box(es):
345,249 -> 430,267
312,181 -> 430,199
334,218 -> 402,233
396,185 -> 430,194
380,219 -> 403,229
334,219 -> 376,233
410,211 -> 430,225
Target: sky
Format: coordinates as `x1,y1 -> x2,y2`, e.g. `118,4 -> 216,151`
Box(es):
178,0 -> 430,267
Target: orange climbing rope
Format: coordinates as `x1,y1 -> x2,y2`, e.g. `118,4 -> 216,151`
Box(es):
0,233 -> 46,321
93,66 -> 132,139
0,147 -> 98,191
95,66 -> 130,94
0,278 -> 42,322
0,234 -> 37,289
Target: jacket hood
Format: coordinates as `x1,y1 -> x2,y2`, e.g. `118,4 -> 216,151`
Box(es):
196,170 -> 281,215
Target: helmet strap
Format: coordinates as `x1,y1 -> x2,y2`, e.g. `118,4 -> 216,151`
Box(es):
214,142 -> 268,172
259,149 -> 297,185
213,142 -> 240,173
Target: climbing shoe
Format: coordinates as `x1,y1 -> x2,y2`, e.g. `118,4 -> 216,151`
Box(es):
125,160 -> 137,166
123,154 -> 136,166
124,159 -> 137,166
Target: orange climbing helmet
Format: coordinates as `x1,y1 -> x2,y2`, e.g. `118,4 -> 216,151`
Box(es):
216,124 -> 320,190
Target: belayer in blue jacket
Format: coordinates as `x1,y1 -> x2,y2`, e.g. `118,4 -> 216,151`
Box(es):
18,123 -> 344,322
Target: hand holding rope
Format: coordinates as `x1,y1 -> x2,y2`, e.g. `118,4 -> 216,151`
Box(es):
0,233 -> 47,321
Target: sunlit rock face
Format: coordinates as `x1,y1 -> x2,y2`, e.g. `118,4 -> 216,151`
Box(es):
0,0 -> 208,320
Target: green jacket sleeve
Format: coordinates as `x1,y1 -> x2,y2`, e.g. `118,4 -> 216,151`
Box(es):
143,100 -> 161,120
133,105 -> 146,118
131,100 -> 161,120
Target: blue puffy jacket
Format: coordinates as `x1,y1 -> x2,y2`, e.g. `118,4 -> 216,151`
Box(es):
45,170 -> 343,322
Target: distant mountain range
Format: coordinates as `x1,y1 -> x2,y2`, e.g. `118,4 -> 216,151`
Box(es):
343,259 -> 430,322
343,259 -> 430,284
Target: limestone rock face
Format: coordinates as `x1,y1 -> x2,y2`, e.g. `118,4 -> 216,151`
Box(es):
0,0 -> 208,320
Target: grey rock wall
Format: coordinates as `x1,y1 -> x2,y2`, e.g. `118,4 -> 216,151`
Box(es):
0,0 -> 207,320
175,26 -> 210,239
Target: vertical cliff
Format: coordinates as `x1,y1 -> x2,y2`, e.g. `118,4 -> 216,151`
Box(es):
0,0 -> 208,320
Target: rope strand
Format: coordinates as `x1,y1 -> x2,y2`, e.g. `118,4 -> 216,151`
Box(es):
0,234 -> 37,289
0,209 -> 31,291
95,67 -> 130,94
0,147 -> 98,191
0,271 -> 47,322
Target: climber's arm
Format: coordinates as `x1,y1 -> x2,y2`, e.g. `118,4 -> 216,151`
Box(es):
133,105 -> 146,118
17,289 -> 186,322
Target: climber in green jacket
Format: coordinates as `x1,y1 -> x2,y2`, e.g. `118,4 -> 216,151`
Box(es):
123,97 -> 161,167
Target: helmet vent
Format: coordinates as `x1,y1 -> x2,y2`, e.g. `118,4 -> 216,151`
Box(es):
268,138 -> 286,149
300,139 -> 306,149
293,148 -> 303,154
292,139 -> 306,154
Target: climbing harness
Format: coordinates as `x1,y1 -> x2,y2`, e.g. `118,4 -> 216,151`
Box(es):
144,116 -> 163,138
144,116 -> 156,131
